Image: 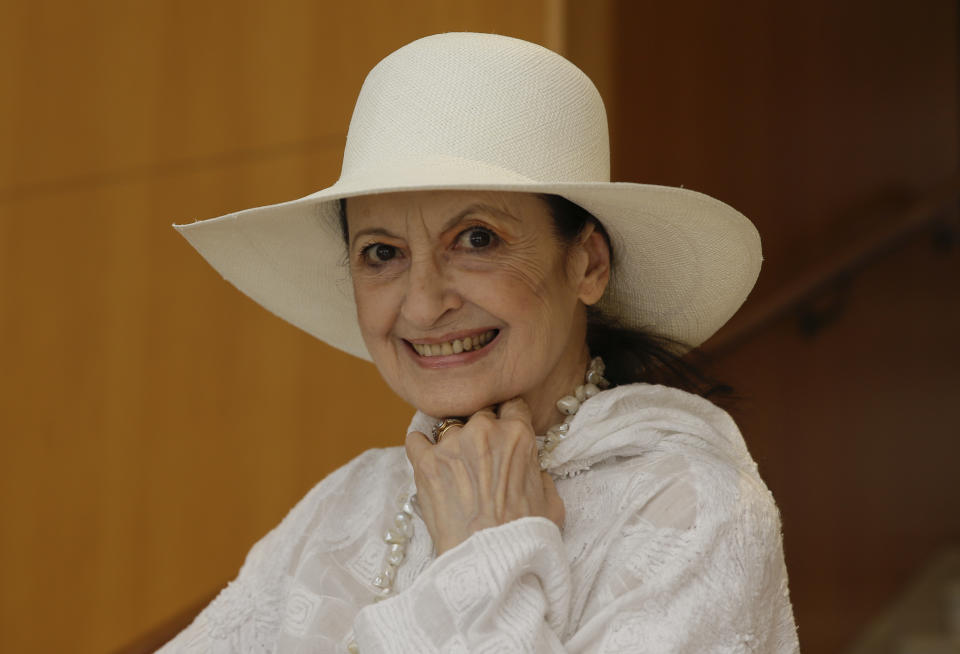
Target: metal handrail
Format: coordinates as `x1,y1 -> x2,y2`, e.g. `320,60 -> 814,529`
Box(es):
704,174 -> 960,358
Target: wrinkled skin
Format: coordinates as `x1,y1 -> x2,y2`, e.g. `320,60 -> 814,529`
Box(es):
347,190 -> 610,554
405,399 -> 563,555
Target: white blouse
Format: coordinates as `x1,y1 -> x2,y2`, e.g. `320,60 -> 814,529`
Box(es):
159,384 -> 800,653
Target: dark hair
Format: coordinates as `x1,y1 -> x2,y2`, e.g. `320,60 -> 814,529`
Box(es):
337,195 -> 732,401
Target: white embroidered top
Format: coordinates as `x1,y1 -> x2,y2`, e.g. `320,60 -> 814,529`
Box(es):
158,384 -> 800,653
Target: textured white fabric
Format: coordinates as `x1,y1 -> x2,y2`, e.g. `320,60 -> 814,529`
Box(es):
158,384 -> 799,653
174,33 -> 762,358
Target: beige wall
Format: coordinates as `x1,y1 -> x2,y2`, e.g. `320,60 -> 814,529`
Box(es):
0,2 -> 562,652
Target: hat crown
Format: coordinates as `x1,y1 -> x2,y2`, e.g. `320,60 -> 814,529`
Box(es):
340,33 -> 610,184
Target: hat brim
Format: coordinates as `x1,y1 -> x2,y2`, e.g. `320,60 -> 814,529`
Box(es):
175,162 -> 761,362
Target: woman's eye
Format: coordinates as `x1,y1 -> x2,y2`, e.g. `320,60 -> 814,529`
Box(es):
362,243 -> 398,264
457,227 -> 495,250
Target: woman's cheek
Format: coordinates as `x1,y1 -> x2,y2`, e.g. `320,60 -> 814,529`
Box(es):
355,284 -> 394,339
473,250 -> 554,306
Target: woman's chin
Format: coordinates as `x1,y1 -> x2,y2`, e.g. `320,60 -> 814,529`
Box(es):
418,401 -> 484,420
414,394 -> 505,420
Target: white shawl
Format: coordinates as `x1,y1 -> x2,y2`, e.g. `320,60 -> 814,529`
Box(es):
159,384 -> 800,653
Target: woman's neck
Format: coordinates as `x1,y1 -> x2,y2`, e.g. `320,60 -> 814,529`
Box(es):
522,343 -> 591,435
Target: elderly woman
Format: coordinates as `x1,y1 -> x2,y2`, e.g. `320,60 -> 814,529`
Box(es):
162,33 -> 799,653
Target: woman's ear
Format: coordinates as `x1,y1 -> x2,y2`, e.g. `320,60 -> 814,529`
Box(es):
574,223 -> 611,306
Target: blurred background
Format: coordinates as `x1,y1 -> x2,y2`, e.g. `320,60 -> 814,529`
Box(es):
1,1 -> 957,652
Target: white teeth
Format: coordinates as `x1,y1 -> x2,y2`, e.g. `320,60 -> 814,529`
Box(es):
413,330 -> 496,357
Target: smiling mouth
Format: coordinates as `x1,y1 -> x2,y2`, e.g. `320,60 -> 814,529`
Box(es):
410,330 -> 498,357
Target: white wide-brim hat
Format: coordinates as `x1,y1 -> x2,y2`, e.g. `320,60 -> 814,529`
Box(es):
175,32 -> 761,361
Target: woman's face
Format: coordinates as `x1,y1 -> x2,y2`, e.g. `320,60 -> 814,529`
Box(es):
346,190 -> 608,424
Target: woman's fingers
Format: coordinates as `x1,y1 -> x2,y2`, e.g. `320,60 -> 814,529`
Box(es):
406,398 -> 566,554
474,405 -> 498,418
497,397 -> 533,425
405,430 -> 433,463
433,420 -> 465,444
497,396 -> 538,474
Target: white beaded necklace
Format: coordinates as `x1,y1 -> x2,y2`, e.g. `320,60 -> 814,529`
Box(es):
538,356 -> 609,471
347,357 -> 609,653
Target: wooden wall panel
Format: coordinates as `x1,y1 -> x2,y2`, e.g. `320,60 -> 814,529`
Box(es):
0,148 -> 411,653
0,0 -> 559,198
610,0 -> 957,297
0,2 -> 559,652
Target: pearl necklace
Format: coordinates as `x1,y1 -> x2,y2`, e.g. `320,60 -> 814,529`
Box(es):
538,355 -> 609,470
348,357 -> 609,653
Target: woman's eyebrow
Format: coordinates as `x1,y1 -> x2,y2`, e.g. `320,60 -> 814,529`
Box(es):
350,227 -> 400,248
351,203 -> 519,247
439,203 -> 519,233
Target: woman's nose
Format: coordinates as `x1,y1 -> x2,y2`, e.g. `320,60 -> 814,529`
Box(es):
400,256 -> 462,328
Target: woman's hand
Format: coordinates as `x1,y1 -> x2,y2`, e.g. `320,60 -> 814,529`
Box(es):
405,398 -> 565,556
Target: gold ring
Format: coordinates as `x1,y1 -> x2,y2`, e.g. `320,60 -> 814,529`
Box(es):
432,418 -> 465,443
